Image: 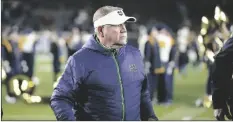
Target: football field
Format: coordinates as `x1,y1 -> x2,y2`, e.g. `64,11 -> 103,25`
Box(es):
1,54 -> 215,120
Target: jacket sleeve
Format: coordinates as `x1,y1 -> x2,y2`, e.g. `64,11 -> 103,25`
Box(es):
144,41 -> 164,74
144,41 -> 152,61
153,42 -> 164,74
140,75 -> 158,121
212,37 -> 233,109
138,51 -> 158,120
50,56 -> 83,120
169,41 -> 177,63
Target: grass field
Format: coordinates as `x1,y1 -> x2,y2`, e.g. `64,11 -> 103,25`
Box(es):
1,54 -> 215,120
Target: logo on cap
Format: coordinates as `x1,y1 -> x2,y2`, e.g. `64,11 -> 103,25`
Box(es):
117,11 -> 123,16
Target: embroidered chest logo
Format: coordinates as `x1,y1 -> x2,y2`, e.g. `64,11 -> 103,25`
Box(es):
129,64 -> 137,72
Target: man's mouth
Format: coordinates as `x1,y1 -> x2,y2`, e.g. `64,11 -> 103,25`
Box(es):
113,43 -> 124,46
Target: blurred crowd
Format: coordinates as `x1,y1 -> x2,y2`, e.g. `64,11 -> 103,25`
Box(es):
1,1 -> 233,109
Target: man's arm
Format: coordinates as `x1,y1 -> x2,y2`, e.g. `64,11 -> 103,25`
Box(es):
140,76 -> 158,121
153,42 -> 165,74
50,56 -> 83,120
144,41 -> 152,61
212,37 -> 233,109
138,51 -> 158,121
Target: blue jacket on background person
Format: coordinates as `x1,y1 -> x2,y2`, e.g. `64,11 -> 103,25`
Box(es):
50,35 -> 158,121
144,38 -> 163,74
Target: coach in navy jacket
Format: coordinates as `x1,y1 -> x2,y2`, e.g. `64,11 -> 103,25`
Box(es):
50,6 -> 158,121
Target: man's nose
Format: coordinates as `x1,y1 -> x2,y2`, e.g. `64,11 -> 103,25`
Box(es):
120,24 -> 126,32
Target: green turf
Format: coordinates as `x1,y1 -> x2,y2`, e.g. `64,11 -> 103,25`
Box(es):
1,54 -> 216,120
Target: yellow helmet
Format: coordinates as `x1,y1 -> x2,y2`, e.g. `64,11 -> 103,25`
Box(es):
214,6 -> 229,24
8,74 -> 36,97
200,16 -> 209,35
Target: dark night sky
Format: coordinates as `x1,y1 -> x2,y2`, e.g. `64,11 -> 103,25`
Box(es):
2,0 -> 233,31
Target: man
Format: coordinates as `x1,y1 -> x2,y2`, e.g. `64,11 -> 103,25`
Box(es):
66,26 -> 84,58
18,28 -> 37,80
50,32 -> 62,82
156,27 -> 177,105
18,28 -> 39,95
50,6 -> 158,121
144,26 -> 163,103
145,24 -> 177,105
177,23 -> 191,75
2,31 -> 19,103
126,23 -> 140,49
212,37 -> 233,121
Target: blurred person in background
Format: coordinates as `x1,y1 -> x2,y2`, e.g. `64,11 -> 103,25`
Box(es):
177,22 -> 191,75
17,28 -> 39,98
138,25 -> 148,57
195,17 -> 220,108
126,23 -> 140,49
212,36 -> 233,121
50,31 -> 62,83
73,8 -> 91,32
2,29 -> 21,104
187,31 -> 201,67
144,25 -> 163,104
65,26 -> 84,58
18,28 -> 38,82
1,26 -> 39,104
156,26 -> 177,105
196,6 -> 231,108
81,30 -> 92,44
50,5 -> 158,121
210,6 -> 233,121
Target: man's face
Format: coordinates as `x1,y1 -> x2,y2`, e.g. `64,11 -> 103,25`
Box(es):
151,27 -> 159,38
102,23 -> 127,46
10,32 -> 19,41
72,27 -> 80,35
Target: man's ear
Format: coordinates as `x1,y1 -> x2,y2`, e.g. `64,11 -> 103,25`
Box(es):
97,26 -> 104,37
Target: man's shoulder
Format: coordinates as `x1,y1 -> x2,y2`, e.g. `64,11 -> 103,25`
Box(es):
71,48 -> 90,61
217,37 -> 233,54
125,45 -> 141,55
215,37 -> 233,60
222,37 -> 233,51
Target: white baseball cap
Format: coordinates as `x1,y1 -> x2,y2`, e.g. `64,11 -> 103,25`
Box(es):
94,10 -> 137,28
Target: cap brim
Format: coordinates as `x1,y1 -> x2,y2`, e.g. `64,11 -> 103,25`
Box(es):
94,15 -> 137,27
125,16 -> 137,22
94,10 -> 137,27
112,16 -> 136,25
